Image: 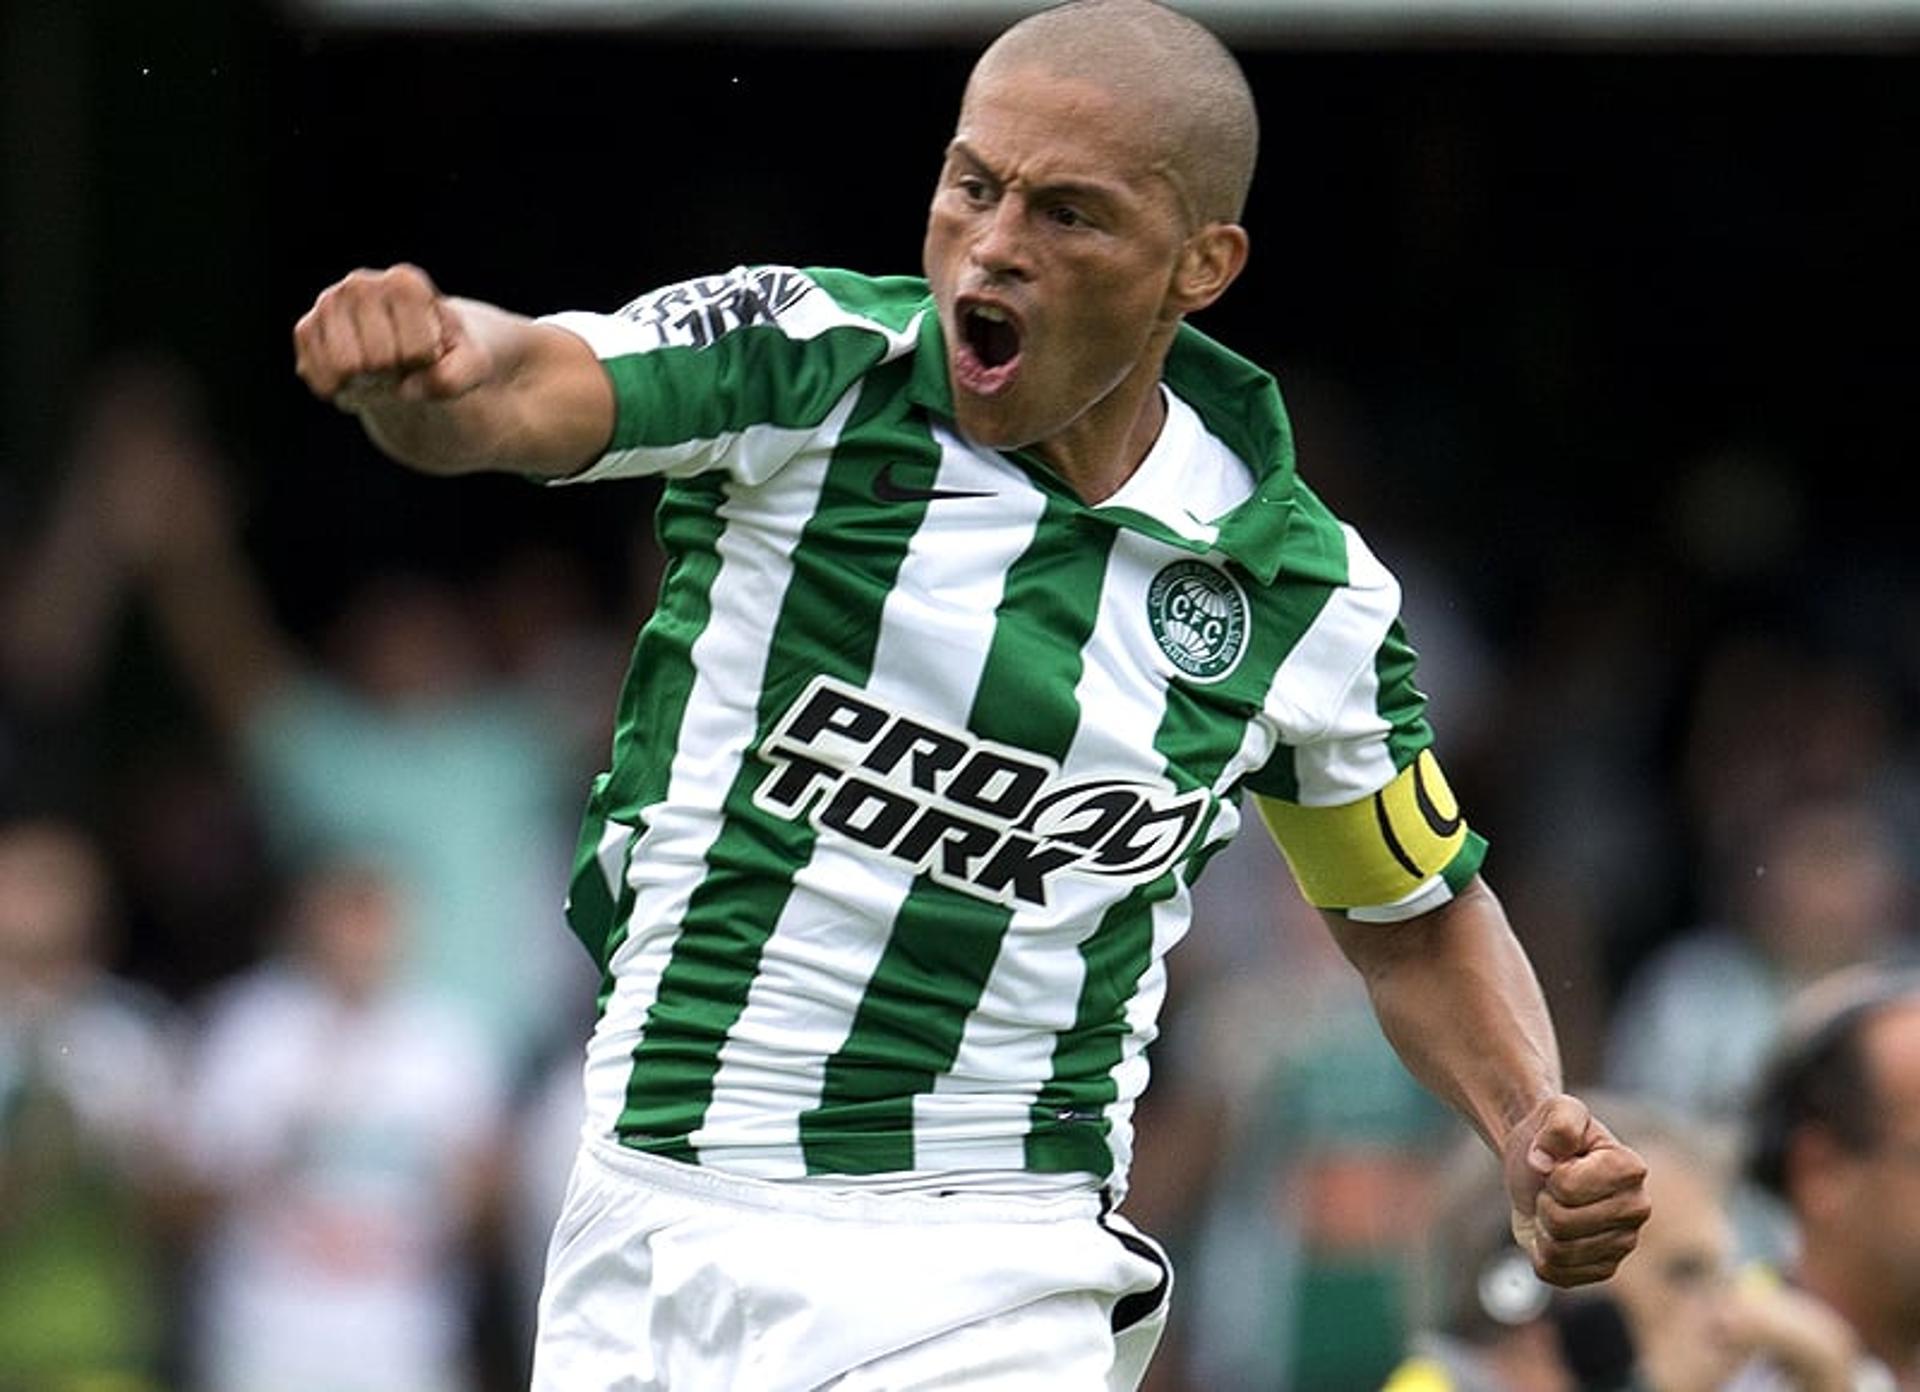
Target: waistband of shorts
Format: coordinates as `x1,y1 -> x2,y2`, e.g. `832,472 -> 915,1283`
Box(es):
582,1132 -> 1106,1226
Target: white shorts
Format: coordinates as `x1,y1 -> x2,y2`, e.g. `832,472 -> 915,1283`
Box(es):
530,1135 -> 1171,1391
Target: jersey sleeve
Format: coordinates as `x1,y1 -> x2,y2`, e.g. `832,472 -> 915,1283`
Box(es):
1241,525 -> 1487,922
538,265 -> 920,487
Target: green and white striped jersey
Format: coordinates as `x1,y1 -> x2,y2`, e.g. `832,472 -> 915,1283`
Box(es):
541,265 -> 1484,1193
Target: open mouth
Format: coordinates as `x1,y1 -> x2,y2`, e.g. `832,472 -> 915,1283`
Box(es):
967,305 -> 1020,368
954,301 -> 1023,396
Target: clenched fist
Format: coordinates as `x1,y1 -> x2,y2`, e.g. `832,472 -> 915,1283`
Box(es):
293,263 -> 496,409
1504,1094 -> 1652,1286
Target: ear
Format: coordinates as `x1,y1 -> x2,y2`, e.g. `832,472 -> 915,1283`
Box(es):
1169,222 -> 1250,315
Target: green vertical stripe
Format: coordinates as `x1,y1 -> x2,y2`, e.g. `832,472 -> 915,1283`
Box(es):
1020,877 -> 1180,1176
562,786 -> 621,973
561,785 -> 641,1016
564,476 -> 731,981
1375,618 -> 1434,771
1027,538 -> 1349,1173
615,359 -> 937,1157
1239,489 -> 1356,802
793,891 -> 1026,1174
798,500 -> 1116,1174
1023,693 -> 1234,1174
601,476 -> 732,816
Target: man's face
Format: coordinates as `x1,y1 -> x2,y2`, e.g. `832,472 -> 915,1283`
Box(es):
1605,1144 -> 1742,1392
922,64 -> 1193,466
1833,1004 -> 1920,1309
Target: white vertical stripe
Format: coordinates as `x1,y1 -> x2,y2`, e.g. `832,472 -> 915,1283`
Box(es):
580,398 -> 856,1141
1259,524 -> 1404,805
686,859 -> 914,1171
1101,895 -> 1189,1200
918,526 -> 1190,1172
702,426 -> 1048,1171
593,819 -> 630,899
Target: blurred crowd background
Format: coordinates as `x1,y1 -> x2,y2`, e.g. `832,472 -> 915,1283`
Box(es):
3,1 -> 1917,1389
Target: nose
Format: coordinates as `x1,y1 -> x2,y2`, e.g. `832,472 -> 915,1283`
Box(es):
971,195 -> 1031,280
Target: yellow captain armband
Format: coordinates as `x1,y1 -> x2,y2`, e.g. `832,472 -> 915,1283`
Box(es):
1254,749 -> 1484,922
1382,1356 -> 1456,1392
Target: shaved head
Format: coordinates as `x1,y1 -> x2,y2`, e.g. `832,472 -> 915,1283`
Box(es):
968,0 -> 1258,225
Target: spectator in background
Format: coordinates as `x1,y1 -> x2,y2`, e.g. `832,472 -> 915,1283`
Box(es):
1386,1123 -> 1582,1392
0,362 -> 164,818
1178,869 -> 1457,1392
177,858 -> 510,1392
1739,967 -> 1920,1391
1679,633 -> 1915,896
1390,1095 -> 1855,1392
1607,793 -> 1913,1131
1599,1097 -> 1853,1392
2,359 -> 282,999
0,817 -> 181,1391
91,368 -> 588,1079
479,537 -> 648,792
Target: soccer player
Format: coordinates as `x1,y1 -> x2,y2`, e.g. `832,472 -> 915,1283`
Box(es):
1740,968 -> 1920,1391
292,2 -> 1651,1386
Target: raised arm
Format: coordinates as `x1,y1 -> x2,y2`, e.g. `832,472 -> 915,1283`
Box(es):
91,376 -> 298,736
292,264 -> 613,479
1324,876 -> 1650,1287
0,393 -> 129,708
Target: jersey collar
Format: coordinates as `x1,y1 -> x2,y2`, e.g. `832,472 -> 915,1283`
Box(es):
905,290 -> 1322,587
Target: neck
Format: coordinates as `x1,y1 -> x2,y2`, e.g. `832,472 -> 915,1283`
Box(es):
1035,334 -> 1174,504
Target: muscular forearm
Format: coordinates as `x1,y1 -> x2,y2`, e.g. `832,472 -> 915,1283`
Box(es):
344,302 -> 610,478
353,392 -> 527,478
1329,878 -> 1648,1288
1325,877 -> 1561,1151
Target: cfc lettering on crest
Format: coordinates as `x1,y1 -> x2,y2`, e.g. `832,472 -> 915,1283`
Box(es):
1147,560 -> 1248,683
752,677 -> 1210,908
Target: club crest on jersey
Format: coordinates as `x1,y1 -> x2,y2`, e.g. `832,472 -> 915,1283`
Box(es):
1147,560 -> 1248,683
752,677 -> 1210,909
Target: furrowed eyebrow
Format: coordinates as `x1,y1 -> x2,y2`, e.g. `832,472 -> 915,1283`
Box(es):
944,142 -> 998,184
945,140 -> 1126,213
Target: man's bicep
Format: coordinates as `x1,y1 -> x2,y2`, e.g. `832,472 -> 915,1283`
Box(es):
1252,748 -> 1487,923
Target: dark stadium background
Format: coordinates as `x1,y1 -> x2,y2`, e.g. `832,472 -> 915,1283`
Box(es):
5,0 -> 1917,1058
